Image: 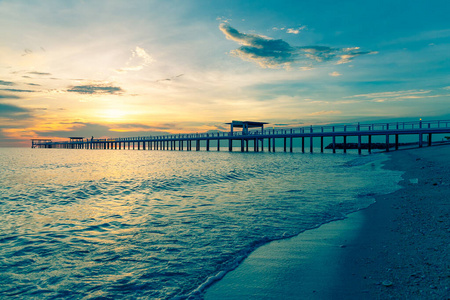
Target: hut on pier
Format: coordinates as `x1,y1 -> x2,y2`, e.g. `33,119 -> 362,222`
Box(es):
226,121 -> 268,135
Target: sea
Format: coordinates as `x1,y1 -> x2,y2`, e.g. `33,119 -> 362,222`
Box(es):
0,147 -> 402,299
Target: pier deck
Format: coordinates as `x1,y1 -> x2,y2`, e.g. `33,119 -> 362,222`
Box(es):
31,120 -> 450,154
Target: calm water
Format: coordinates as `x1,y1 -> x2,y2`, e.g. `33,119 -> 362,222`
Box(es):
0,148 -> 402,299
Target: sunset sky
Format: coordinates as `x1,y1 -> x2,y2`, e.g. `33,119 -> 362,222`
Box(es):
1,0 -> 449,146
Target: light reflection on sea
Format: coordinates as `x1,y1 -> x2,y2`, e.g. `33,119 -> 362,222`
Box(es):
0,148 -> 401,299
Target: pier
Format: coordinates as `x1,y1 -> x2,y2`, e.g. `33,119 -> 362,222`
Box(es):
31,119 -> 450,154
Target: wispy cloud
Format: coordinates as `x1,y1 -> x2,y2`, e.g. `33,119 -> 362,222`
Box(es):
27,71 -> 52,76
286,26 -> 307,34
220,23 -> 375,69
0,80 -> 15,86
0,94 -> 21,99
34,122 -> 173,138
385,29 -> 450,45
0,103 -> 32,119
345,89 -> 442,102
110,123 -> 179,132
329,71 -> 342,77
22,49 -> 33,56
155,74 -> 184,83
67,84 -> 124,95
0,88 -> 36,93
272,26 -> 307,34
308,110 -> 342,116
116,46 -> 154,73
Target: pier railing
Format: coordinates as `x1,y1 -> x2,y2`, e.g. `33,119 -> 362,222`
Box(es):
61,119 -> 450,143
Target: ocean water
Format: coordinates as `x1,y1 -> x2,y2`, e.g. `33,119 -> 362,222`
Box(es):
0,148 -> 402,299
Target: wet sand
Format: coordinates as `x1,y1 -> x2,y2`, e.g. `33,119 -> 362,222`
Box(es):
204,144 -> 450,299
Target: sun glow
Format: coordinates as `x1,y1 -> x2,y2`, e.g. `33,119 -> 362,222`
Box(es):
102,109 -> 127,121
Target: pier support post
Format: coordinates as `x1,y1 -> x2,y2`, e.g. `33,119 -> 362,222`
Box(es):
386,135 -> 390,152
428,133 -> 432,146
310,136 -> 313,153
272,138 -> 275,152
241,139 -> 244,152
321,136 -> 324,153
332,133 -> 336,153
302,137 -> 305,153
343,136 -> 347,153
358,135 -> 362,155
419,133 -> 423,148
368,135 -> 372,153
229,139 -> 232,152
206,139 -> 210,151
395,134 -> 399,150
290,137 -> 293,153
284,137 -> 287,152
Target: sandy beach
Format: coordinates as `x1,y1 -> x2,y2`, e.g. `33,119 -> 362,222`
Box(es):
205,144 -> 450,299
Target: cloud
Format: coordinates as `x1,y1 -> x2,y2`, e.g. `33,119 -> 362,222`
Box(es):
308,110 -> 342,116
286,26 -> 306,34
0,80 -> 15,86
329,71 -> 342,77
110,123 -> 178,132
348,90 -> 431,99
22,49 -> 33,56
0,103 -> 32,119
219,23 -> 374,69
273,26 -> 307,34
28,71 -> 52,76
116,46 -> 154,73
220,23 -> 295,68
34,122 -> 172,139
345,89 -> 441,102
34,123 -> 113,138
0,88 -> 36,93
155,74 -> 184,82
0,94 -> 21,99
67,84 -> 124,95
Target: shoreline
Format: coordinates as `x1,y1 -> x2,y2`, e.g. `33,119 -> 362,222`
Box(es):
204,144 -> 450,299
332,144 -> 450,299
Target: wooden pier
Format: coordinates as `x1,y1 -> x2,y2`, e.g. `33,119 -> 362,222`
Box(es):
31,119 -> 450,154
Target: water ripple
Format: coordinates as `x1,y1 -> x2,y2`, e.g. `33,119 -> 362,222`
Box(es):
0,149 -> 402,299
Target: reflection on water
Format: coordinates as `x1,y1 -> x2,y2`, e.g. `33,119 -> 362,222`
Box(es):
0,148 -> 401,299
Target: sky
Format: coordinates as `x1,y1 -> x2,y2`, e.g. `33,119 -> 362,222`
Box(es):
0,0 -> 449,147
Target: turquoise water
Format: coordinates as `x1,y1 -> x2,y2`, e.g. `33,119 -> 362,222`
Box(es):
0,148 -> 401,299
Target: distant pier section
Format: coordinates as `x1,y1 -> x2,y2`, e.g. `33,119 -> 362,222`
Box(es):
31,119 -> 450,154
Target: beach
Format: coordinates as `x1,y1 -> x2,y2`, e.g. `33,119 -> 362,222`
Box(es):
205,144 -> 450,299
